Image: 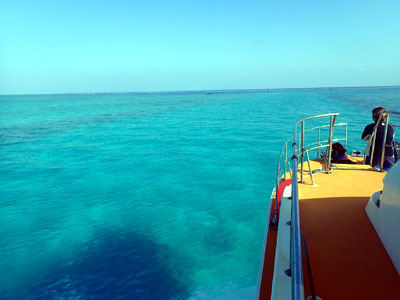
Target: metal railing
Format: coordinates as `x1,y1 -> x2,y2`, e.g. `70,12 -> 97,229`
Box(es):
303,122 -> 347,158
275,122 -> 347,187
271,116 -> 347,226
273,113 -> 345,300
363,111 -> 400,171
270,111 -> 398,299
273,116 -> 347,224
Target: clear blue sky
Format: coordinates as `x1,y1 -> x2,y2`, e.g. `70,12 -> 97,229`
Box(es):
1,0 -> 399,94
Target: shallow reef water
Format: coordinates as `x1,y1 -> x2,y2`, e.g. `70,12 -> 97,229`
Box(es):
1,87 -> 399,299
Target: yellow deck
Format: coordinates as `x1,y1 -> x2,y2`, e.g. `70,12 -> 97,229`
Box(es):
297,160 -> 400,299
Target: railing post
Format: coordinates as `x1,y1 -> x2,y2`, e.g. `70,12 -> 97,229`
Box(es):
274,151 -> 282,226
317,127 -> 320,159
303,149 -> 314,185
285,143 -> 288,180
300,121 -> 305,183
380,113 -> 390,171
326,115 -> 336,173
370,114 -> 383,166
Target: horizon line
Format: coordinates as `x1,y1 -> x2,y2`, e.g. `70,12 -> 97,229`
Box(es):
1,84 -> 399,97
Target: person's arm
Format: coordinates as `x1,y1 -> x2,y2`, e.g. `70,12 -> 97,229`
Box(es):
362,134 -> 371,141
362,124 -> 373,141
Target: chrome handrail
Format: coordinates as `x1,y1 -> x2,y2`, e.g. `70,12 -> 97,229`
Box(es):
274,113 -> 341,300
290,136 -> 303,300
291,113 -> 340,300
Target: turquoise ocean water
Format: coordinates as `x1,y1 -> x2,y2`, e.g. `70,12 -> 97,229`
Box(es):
1,87 -> 400,300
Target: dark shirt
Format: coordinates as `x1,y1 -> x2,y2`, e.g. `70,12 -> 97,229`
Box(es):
332,153 -> 347,163
362,121 -> 395,157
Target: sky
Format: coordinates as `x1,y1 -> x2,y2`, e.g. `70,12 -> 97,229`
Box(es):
0,0 -> 399,94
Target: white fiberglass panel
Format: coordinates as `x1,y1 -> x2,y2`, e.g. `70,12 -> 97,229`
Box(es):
365,162 -> 400,276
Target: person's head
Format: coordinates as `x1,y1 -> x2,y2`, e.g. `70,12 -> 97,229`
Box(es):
332,142 -> 346,155
372,107 -> 386,122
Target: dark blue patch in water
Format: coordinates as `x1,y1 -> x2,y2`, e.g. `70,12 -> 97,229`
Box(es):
3,229 -> 191,300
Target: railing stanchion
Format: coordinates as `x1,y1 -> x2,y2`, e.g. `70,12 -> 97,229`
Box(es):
380,113 -> 390,171
285,143 -> 288,180
326,115 -> 336,173
300,121 -> 305,183
369,114 -> 383,166
303,149 -> 314,185
317,127 -> 320,159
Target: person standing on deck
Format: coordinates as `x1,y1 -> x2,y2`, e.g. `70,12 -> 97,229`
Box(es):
362,107 -> 395,171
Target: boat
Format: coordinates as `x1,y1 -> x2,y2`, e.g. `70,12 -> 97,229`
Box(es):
256,112 -> 400,300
